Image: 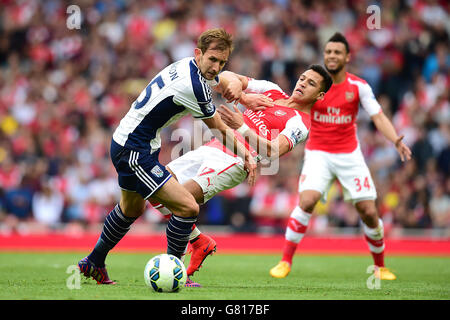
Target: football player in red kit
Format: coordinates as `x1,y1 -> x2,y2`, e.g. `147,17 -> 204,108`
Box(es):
270,32 -> 412,280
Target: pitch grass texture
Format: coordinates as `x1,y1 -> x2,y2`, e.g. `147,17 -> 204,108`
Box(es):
1,252 -> 449,300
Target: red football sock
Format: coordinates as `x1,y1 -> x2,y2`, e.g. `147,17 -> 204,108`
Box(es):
364,235 -> 385,267
371,250 -> 385,267
363,219 -> 386,268
281,240 -> 298,265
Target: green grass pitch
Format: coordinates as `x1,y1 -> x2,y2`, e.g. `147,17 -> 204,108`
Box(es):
1,251 -> 449,300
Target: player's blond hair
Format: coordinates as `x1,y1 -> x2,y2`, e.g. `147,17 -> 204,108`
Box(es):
197,28 -> 234,54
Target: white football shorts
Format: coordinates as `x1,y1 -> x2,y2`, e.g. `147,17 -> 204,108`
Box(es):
298,145 -> 377,204
167,146 -> 247,203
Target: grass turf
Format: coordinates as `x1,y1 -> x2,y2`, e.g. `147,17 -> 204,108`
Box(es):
1,251 -> 449,300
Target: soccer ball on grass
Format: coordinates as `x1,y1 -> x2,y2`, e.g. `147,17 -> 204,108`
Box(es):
144,254 -> 187,292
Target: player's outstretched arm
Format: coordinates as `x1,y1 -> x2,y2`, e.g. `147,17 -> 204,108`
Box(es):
371,112 -> 412,162
220,71 -> 250,90
218,72 -> 274,111
218,105 -> 291,159
215,71 -> 243,103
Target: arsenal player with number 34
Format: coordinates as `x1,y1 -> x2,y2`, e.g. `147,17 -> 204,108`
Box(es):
270,32 -> 412,281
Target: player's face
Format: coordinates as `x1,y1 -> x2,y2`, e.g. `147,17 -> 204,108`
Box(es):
194,44 -> 230,80
292,69 -> 324,103
324,42 -> 350,74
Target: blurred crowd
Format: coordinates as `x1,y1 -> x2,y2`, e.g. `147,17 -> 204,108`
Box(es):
0,0 -> 448,236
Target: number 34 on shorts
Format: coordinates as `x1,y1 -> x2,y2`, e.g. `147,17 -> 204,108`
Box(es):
354,177 -> 371,192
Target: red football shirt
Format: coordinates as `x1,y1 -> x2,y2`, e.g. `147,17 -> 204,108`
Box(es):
306,72 -> 382,153
206,80 -> 311,158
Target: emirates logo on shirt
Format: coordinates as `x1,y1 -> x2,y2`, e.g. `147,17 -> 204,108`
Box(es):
313,111 -> 352,124
243,109 -> 269,137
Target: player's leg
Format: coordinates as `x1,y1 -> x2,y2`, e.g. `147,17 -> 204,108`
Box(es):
335,147 -> 395,280
105,144 -> 197,261
78,141 -> 151,284
152,199 -> 202,261
150,178 -> 216,275
269,190 -> 321,278
178,179 -> 218,277
90,190 -> 144,265
149,145 -> 245,260
151,149 -> 209,259
151,177 -> 210,236
150,176 -> 200,259
148,177 -> 207,287
355,199 -> 384,265
270,150 -> 334,278
78,190 -> 145,284
149,153 -> 208,260
284,190 -> 321,261
355,199 -> 395,280
160,146 -> 246,276
149,179 -> 211,288
179,149 -> 247,276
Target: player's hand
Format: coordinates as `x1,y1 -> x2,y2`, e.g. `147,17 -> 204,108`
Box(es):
244,153 -> 257,186
395,135 -> 412,162
218,104 -> 244,129
222,80 -> 243,104
239,93 -> 274,111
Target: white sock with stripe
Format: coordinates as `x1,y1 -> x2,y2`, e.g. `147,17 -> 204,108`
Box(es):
281,206 -> 312,265
285,206 -> 312,244
363,218 -> 385,267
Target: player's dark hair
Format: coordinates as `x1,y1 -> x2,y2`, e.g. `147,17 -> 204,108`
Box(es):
307,64 -> 333,93
327,32 -> 350,53
197,28 -> 234,54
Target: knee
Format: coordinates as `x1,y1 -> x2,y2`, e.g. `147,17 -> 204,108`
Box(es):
177,201 -> 199,218
356,201 -> 379,225
120,200 -> 146,218
298,193 -> 320,213
188,202 -> 200,217
299,201 -> 314,213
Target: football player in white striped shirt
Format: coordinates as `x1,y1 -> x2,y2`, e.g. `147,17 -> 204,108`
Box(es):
78,28 -> 267,286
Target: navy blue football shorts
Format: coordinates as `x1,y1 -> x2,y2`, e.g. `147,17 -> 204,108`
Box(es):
110,139 -> 172,199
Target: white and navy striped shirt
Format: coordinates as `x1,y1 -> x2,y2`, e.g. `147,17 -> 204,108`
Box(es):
113,57 -> 219,152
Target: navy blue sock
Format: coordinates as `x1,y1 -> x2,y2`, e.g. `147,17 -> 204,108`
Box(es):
166,214 -> 197,258
88,204 -> 137,267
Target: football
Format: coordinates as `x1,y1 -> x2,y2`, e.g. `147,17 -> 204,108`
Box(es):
144,254 -> 187,292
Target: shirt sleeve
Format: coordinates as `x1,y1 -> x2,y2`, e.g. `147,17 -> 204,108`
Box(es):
279,114 -> 309,150
174,65 -> 217,119
245,79 -> 284,94
174,94 -> 216,119
357,81 -> 382,116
